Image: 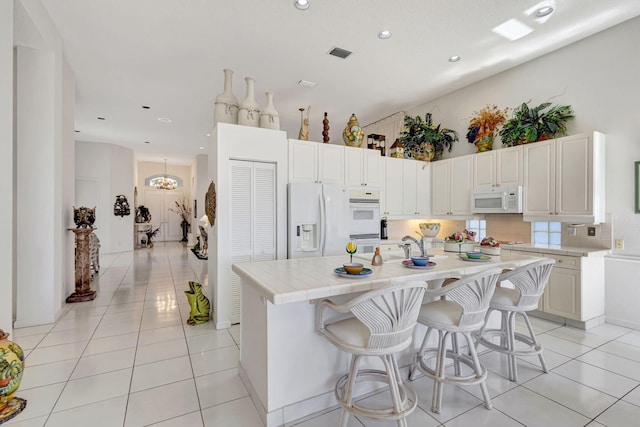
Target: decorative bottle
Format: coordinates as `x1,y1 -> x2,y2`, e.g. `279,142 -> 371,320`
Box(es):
213,69 -> 239,126
259,91 -> 280,130
371,247 -> 383,266
238,77 -> 261,127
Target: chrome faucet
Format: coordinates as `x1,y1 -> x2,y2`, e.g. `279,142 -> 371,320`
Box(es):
401,235 -> 425,257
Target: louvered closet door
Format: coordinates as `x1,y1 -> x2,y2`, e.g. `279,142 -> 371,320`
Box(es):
229,160 -> 276,324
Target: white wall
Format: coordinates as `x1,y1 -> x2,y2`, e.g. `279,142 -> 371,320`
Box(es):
194,154 -> 208,224
76,141 -> 134,253
1,0 -> 14,334
407,16 -> 640,325
209,124 -> 288,329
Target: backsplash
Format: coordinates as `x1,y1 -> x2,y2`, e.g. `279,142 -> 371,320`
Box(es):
386,214 -> 612,249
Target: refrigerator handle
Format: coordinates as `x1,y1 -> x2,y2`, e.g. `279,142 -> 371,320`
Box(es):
320,189 -> 326,256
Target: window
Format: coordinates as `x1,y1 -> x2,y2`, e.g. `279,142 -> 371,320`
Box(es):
532,221 -> 561,245
466,219 -> 486,242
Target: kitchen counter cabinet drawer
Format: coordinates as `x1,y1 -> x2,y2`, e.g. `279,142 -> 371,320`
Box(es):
546,254 -> 581,270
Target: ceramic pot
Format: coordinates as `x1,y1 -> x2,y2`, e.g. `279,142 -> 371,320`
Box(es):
475,134 -> 494,152
0,330 -> 24,412
259,92 -> 280,130
213,69 -> 239,126
238,77 -> 260,127
342,114 -> 364,147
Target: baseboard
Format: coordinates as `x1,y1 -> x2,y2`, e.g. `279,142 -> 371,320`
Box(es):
215,319 -> 231,330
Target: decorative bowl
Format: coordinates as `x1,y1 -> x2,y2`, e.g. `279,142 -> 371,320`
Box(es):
410,256 -> 430,266
465,252 -> 484,259
419,223 -> 441,237
443,242 -> 476,252
480,246 -> 501,256
343,263 -> 364,275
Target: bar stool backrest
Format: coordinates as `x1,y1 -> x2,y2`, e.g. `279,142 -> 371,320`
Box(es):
350,283 -> 427,350
500,259 -> 556,307
445,268 -> 502,328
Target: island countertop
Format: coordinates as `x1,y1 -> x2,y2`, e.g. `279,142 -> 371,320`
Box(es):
231,249 -> 543,305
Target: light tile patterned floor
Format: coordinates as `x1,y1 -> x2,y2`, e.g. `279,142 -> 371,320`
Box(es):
6,242 -> 640,426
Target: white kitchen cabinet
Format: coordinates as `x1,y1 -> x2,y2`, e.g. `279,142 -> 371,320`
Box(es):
473,145 -> 523,188
344,146 -> 383,187
382,158 -> 430,218
523,132 -> 605,223
402,161 -> 430,217
288,139 -> 344,184
431,155 -> 474,218
382,157 -> 404,216
509,249 -> 605,326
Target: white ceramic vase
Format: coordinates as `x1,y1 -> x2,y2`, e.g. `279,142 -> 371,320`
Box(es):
238,77 -> 260,127
213,69 -> 239,126
259,91 -> 280,130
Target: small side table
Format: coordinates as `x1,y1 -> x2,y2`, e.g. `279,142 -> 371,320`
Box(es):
66,227 -> 97,303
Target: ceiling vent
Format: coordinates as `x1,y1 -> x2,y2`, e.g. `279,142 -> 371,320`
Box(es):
328,47 -> 352,59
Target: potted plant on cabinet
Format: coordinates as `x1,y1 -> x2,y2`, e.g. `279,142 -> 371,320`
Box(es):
499,102 -> 574,147
399,113 -> 458,161
466,104 -> 508,152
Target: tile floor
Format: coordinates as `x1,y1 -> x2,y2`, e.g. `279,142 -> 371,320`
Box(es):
6,242 -> 640,426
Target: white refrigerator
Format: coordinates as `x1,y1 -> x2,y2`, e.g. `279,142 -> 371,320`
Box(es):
288,183 -> 351,258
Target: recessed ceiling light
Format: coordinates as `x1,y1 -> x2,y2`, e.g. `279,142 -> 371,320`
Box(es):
206,133 -> 211,137
144,141 -> 150,144
74,130 -> 80,133
448,55 -> 461,62
492,18 -> 533,41
157,117 -> 172,123
378,30 -> 392,40
97,117 -> 105,120
297,79 -> 317,88
534,6 -> 554,17
142,105 -> 150,109
294,0 -> 309,10
199,146 -> 205,150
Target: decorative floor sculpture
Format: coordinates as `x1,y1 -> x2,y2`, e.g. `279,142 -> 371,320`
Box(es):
184,282 -> 210,325
66,227 -> 97,302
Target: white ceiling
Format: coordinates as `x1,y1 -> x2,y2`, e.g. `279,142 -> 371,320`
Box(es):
37,0 -> 640,165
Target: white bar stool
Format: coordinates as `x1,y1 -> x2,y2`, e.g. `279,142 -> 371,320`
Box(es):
316,282 -> 427,427
477,259 -> 556,382
409,268 -> 502,414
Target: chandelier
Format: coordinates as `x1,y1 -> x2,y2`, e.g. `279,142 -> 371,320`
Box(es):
156,159 -> 177,190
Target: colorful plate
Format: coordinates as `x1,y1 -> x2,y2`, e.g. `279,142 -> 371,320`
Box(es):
402,260 -> 437,269
458,253 -> 492,262
334,267 -> 373,278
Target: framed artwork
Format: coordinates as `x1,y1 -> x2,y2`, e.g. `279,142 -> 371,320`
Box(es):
205,181 -> 216,227
636,161 -> 640,213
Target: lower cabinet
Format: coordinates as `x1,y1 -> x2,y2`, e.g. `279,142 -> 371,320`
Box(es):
511,251 -> 605,324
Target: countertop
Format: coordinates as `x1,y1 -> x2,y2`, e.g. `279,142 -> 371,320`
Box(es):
231,249 -> 543,305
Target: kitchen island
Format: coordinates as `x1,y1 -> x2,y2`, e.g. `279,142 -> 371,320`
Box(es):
232,249 -> 543,426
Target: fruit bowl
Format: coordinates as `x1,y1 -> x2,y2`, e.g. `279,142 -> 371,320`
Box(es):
418,223 -> 440,237
343,263 -> 364,275
480,246 -> 501,256
410,256 -> 430,266
443,241 -> 476,252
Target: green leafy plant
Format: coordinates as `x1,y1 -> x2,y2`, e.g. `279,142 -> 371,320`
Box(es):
499,102 -> 574,147
399,113 -> 458,161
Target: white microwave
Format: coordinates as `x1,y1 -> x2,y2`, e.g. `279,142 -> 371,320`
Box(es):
471,185 -> 523,214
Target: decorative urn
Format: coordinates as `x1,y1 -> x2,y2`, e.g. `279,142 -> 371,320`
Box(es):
0,330 -> 25,416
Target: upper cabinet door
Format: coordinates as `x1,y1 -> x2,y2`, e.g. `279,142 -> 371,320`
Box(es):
450,155 -> 473,215
416,162 -> 431,217
556,135 -> 592,217
402,161 -> 418,215
496,145 -> 524,186
363,149 -> 384,187
288,139 -> 318,183
317,144 -> 344,184
344,146 -> 364,187
431,159 -> 451,217
384,157 -> 404,216
523,139 -> 556,216
473,151 -> 495,188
